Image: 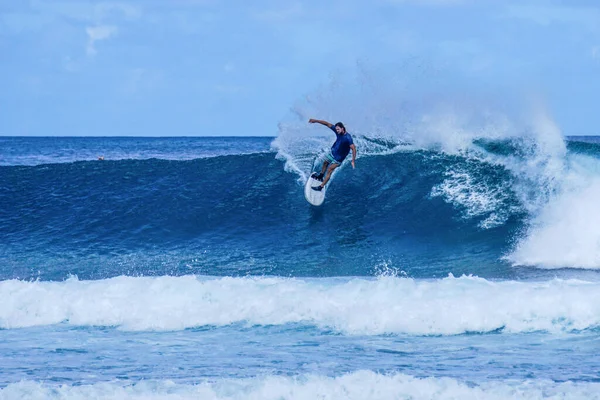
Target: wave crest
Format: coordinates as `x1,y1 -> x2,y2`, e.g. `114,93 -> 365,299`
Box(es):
2,275 -> 599,335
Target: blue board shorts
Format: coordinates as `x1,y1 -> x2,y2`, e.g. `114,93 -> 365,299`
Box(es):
325,152 -> 341,165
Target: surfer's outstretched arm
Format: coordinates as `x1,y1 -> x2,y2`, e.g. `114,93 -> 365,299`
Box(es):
308,119 -> 333,128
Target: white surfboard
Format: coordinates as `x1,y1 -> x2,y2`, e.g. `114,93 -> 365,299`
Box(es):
304,174 -> 327,206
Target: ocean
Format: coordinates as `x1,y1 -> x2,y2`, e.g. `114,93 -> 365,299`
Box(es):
1,133 -> 600,399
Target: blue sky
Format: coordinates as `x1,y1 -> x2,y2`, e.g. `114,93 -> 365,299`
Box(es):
1,0 -> 599,136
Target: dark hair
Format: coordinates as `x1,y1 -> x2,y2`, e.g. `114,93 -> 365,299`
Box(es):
335,122 -> 346,132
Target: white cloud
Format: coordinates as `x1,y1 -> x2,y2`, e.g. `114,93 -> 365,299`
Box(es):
86,25 -> 118,56
593,46 -> 600,60
3,2 -> 139,61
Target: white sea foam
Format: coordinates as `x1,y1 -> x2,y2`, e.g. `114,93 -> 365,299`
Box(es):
2,275 -> 600,334
507,155 -> 600,269
2,371 -> 599,400
430,170 -> 514,229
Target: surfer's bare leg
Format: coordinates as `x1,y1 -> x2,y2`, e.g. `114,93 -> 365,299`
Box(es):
320,163 -> 340,187
312,161 -> 329,181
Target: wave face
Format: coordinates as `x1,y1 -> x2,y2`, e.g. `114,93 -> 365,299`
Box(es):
3,135 -> 600,279
1,147 -> 523,281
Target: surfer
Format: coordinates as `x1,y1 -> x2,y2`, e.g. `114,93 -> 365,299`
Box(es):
308,119 -> 356,191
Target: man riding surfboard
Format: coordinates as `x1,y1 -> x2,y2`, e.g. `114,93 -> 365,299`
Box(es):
308,119 -> 357,191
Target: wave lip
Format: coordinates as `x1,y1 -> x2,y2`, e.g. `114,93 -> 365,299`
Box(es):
2,275 -> 600,335
2,371 -> 600,400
